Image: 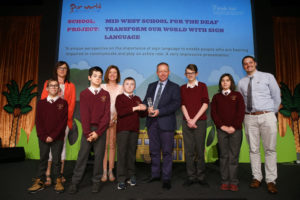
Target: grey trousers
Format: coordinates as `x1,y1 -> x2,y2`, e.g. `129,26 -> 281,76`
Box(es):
116,131 -> 138,182
217,129 -> 242,185
182,120 -> 207,181
71,131 -> 106,184
37,139 -> 63,182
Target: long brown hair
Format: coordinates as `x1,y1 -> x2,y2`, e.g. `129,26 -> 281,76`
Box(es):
218,73 -> 236,92
104,65 -> 121,83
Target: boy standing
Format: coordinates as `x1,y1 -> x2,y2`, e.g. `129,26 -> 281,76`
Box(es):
68,66 -> 110,194
28,79 -> 68,193
180,64 -> 209,186
115,77 -> 147,190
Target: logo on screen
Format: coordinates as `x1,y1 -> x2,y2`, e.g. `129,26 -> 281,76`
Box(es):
70,1 -> 101,13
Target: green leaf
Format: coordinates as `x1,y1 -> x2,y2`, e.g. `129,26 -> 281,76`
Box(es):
3,105 -> 14,113
21,105 -> 32,114
279,108 -> 291,117
280,82 -> 293,110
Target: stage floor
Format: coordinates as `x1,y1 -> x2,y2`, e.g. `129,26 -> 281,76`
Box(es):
1,160 -> 299,200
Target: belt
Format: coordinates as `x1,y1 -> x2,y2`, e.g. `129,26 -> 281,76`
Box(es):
245,111 -> 270,115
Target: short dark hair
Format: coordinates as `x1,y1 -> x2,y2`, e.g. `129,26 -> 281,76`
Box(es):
218,73 -> 236,92
156,62 -> 169,71
89,66 -> 103,76
185,64 -> 198,73
104,65 -> 121,83
53,61 -> 70,83
242,55 -> 256,65
46,79 -> 58,87
123,76 -> 135,83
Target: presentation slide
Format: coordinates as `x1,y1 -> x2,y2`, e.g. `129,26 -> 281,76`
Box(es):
58,0 -> 254,100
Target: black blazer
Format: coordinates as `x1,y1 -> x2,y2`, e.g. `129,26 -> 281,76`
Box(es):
143,80 -> 181,131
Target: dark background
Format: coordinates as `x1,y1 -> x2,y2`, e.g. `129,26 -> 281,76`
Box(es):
0,0 -> 299,95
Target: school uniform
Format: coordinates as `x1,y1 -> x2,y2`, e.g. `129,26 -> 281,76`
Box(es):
211,90 -> 245,185
115,93 -> 146,182
180,81 -> 209,181
71,87 -> 110,185
35,96 -> 68,182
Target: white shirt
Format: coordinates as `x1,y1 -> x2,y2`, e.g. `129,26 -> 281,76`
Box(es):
47,96 -> 59,103
222,89 -> 231,96
88,86 -> 101,95
238,70 -> 281,112
187,80 -> 199,88
124,92 -> 134,98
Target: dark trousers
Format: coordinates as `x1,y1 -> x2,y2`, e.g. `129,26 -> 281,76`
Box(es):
116,131 -> 138,182
182,120 -> 207,181
217,129 -> 242,185
71,131 -> 106,184
37,139 -> 63,182
148,119 -> 174,181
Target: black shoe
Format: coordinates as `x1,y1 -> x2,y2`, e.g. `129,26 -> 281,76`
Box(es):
143,177 -> 160,183
68,183 -> 78,194
92,182 -> 101,193
198,179 -> 209,187
162,180 -> 171,190
183,179 -> 195,187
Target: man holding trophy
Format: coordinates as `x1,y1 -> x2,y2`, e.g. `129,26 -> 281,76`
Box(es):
143,62 -> 181,190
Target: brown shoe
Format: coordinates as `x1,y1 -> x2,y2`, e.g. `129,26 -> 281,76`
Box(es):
54,178 -> 64,193
249,179 -> 261,188
267,182 -> 278,194
28,178 -> 45,193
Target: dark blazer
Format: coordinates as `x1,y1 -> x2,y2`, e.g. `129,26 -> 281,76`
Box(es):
143,80 -> 181,131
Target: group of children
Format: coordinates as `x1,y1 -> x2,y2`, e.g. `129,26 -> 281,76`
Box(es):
28,66 -> 146,194
28,64 -> 245,194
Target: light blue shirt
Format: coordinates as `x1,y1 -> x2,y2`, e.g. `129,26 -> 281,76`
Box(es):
153,79 -> 168,103
238,70 -> 281,113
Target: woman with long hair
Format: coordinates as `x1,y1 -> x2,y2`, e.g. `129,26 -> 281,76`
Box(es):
101,65 -> 123,182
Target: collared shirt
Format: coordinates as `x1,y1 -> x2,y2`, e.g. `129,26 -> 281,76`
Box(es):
153,79 -> 168,103
88,86 -> 101,95
238,70 -> 281,112
222,89 -> 231,96
186,80 -> 199,88
47,96 -> 59,103
124,92 -> 134,98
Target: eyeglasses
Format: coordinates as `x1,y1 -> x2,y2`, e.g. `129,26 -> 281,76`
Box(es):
58,67 -> 68,71
185,72 -> 196,76
49,85 -> 59,88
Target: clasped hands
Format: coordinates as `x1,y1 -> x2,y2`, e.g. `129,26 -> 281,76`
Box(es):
87,131 -> 99,142
133,104 -> 147,112
220,125 -> 236,134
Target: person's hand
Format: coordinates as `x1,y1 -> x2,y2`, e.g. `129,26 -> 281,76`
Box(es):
139,104 -> 147,111
46,137 -> 53,143
187,119 -> 197,128
148,106 -> 155,116
227,126 -> 236,134
87,131 -> 99,142
221,125 -> 229,133
150,109 -> 159,117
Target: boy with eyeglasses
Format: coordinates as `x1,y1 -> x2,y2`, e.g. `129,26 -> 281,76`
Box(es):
28,79 -> 68,193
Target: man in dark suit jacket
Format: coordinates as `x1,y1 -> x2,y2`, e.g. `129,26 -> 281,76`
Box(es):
143,62 -> 181,190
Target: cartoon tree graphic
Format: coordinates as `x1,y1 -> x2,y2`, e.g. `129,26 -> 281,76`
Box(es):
2,80 -> 38,147
279,82 -> 300,152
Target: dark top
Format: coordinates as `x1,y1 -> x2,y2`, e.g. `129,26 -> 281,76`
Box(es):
115,94 -> 147,133
180,81 -> 209,120
211,91 -> 245,130
143,80 -> 181,131
80,88 -> 110,138
36,98 -> 68,142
